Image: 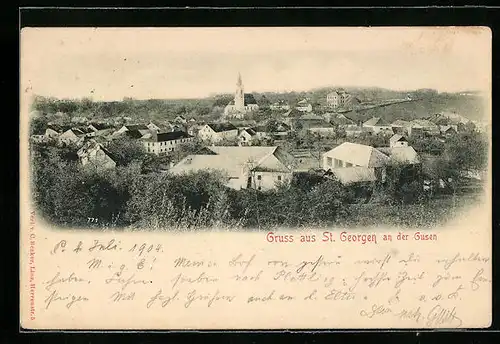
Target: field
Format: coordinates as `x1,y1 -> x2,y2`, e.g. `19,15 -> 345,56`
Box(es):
340,192 -> 484,229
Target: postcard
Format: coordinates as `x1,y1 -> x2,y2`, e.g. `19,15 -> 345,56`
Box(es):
20,26 -> 492,330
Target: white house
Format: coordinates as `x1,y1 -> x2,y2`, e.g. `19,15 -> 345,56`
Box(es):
197,123 -> 239,143
238,128 -> 258,146
362,117 -> 394,134
326,89 -> 353,109
389,134 -> 409,148
142,131 -> 194,155
295,99 -> 313,112
270,100 -> 290,111
323,142 -> 389,170
170,146 -> 294,191
322,142 -> 390,184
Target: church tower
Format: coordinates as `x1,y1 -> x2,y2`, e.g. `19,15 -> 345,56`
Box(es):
234,72 -> 245,111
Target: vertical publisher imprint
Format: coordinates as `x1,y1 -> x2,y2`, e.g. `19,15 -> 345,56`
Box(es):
28,211 -> 36,321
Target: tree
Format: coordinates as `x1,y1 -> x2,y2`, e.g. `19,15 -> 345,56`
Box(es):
443,132 -> 488,172
30,116 -> 48,135
107,137 -> 146,166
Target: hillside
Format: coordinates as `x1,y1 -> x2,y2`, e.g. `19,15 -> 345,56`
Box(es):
352,93 -> 486,123
30,87 -> 487,124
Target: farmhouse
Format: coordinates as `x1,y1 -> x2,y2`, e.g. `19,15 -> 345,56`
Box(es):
58,127 -> 95,145
362,117 -> 393,135
238,128 -> 258,146
142,131 -> 194,155
389,134 -> 408,148
322,142 -> 390,184
170,146 -> 294,191
270,100 -> 290,111
198,123 -> 239,143
77,139 -> 117,170
295,99 -> 313,113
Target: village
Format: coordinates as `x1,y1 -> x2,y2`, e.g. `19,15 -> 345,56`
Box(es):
29,74 -> 489,230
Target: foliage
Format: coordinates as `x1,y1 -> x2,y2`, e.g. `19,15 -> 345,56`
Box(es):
443,132 -> 488,172
106,137 -> 146,166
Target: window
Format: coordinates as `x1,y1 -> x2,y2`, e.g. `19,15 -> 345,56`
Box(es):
327,157 -> 333,167
278,175 -> 282,181
257,175 -> 262,180
346,162 -> 353,167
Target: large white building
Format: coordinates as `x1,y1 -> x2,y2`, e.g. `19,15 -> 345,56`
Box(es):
224,73 -> 259,118
170,146 -> 294,191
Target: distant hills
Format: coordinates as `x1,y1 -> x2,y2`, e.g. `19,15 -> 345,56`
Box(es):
30,86 -> 487,123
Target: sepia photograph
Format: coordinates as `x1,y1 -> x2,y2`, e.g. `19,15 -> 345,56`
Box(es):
19,26 -> 492,330
25,27 -> 490,232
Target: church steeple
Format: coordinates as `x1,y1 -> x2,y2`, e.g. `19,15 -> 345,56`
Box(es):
237,72 -> 243,87
234,72 -> 245,110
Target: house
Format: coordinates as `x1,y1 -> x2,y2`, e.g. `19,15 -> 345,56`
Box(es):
238,128 -> 258,146
389,134 -> 409,148
174,116 -> 187,124
326,90 -> 351,108
230,119 -> 258,130
345,126 -> 364,137
142,131 -> 194,155
377,146 -> 420,165
270,100 -> 290,111
323,142 -> 389,170
322,142 -> 390,184
146,121 -> 162,132
409,119 -> 440,136
440,125 -> 458,136
71,116 -> 88,124
58,127 -> 95,145
327,167 -> 378,186
295,99 -> 313,112
44,124 -> 71,138
306,121 -> 335,136
362,117 -> 394,134
170,146 -> 294,191
391,120 -> 412,135
224,73 -> 259,118
88,122 -> 114,136
330,114 -> 357,128
77,139 -> 117,170
326,91 -> 342,108
197,123 -> 238,143
114,124 -> 151,136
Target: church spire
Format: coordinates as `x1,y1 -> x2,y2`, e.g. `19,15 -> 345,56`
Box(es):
237,72 -> 243,87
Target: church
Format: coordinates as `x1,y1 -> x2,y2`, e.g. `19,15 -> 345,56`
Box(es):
223,73 -> 259,118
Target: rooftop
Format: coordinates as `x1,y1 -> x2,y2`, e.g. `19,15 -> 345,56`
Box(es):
324,142 -> 389,168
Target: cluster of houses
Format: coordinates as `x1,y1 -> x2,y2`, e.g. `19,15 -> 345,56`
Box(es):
167,133 -> 422,192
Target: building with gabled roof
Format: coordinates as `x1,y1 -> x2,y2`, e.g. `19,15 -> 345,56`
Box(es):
323,142 -> 390,169
270,100 -> 290,111
295,99 -> 313,112
170,146 -> 294,191
362,117 -> 393,134
77,139 -> 117,170
198,122 -> 239,143
142,130 -> 194,155
389,134 -> 408,148
378,146 -> 420,165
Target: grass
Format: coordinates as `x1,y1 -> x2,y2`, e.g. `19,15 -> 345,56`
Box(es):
341,192 -> 483,229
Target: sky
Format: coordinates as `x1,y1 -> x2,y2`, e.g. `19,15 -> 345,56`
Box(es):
20,27 -> 491,101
